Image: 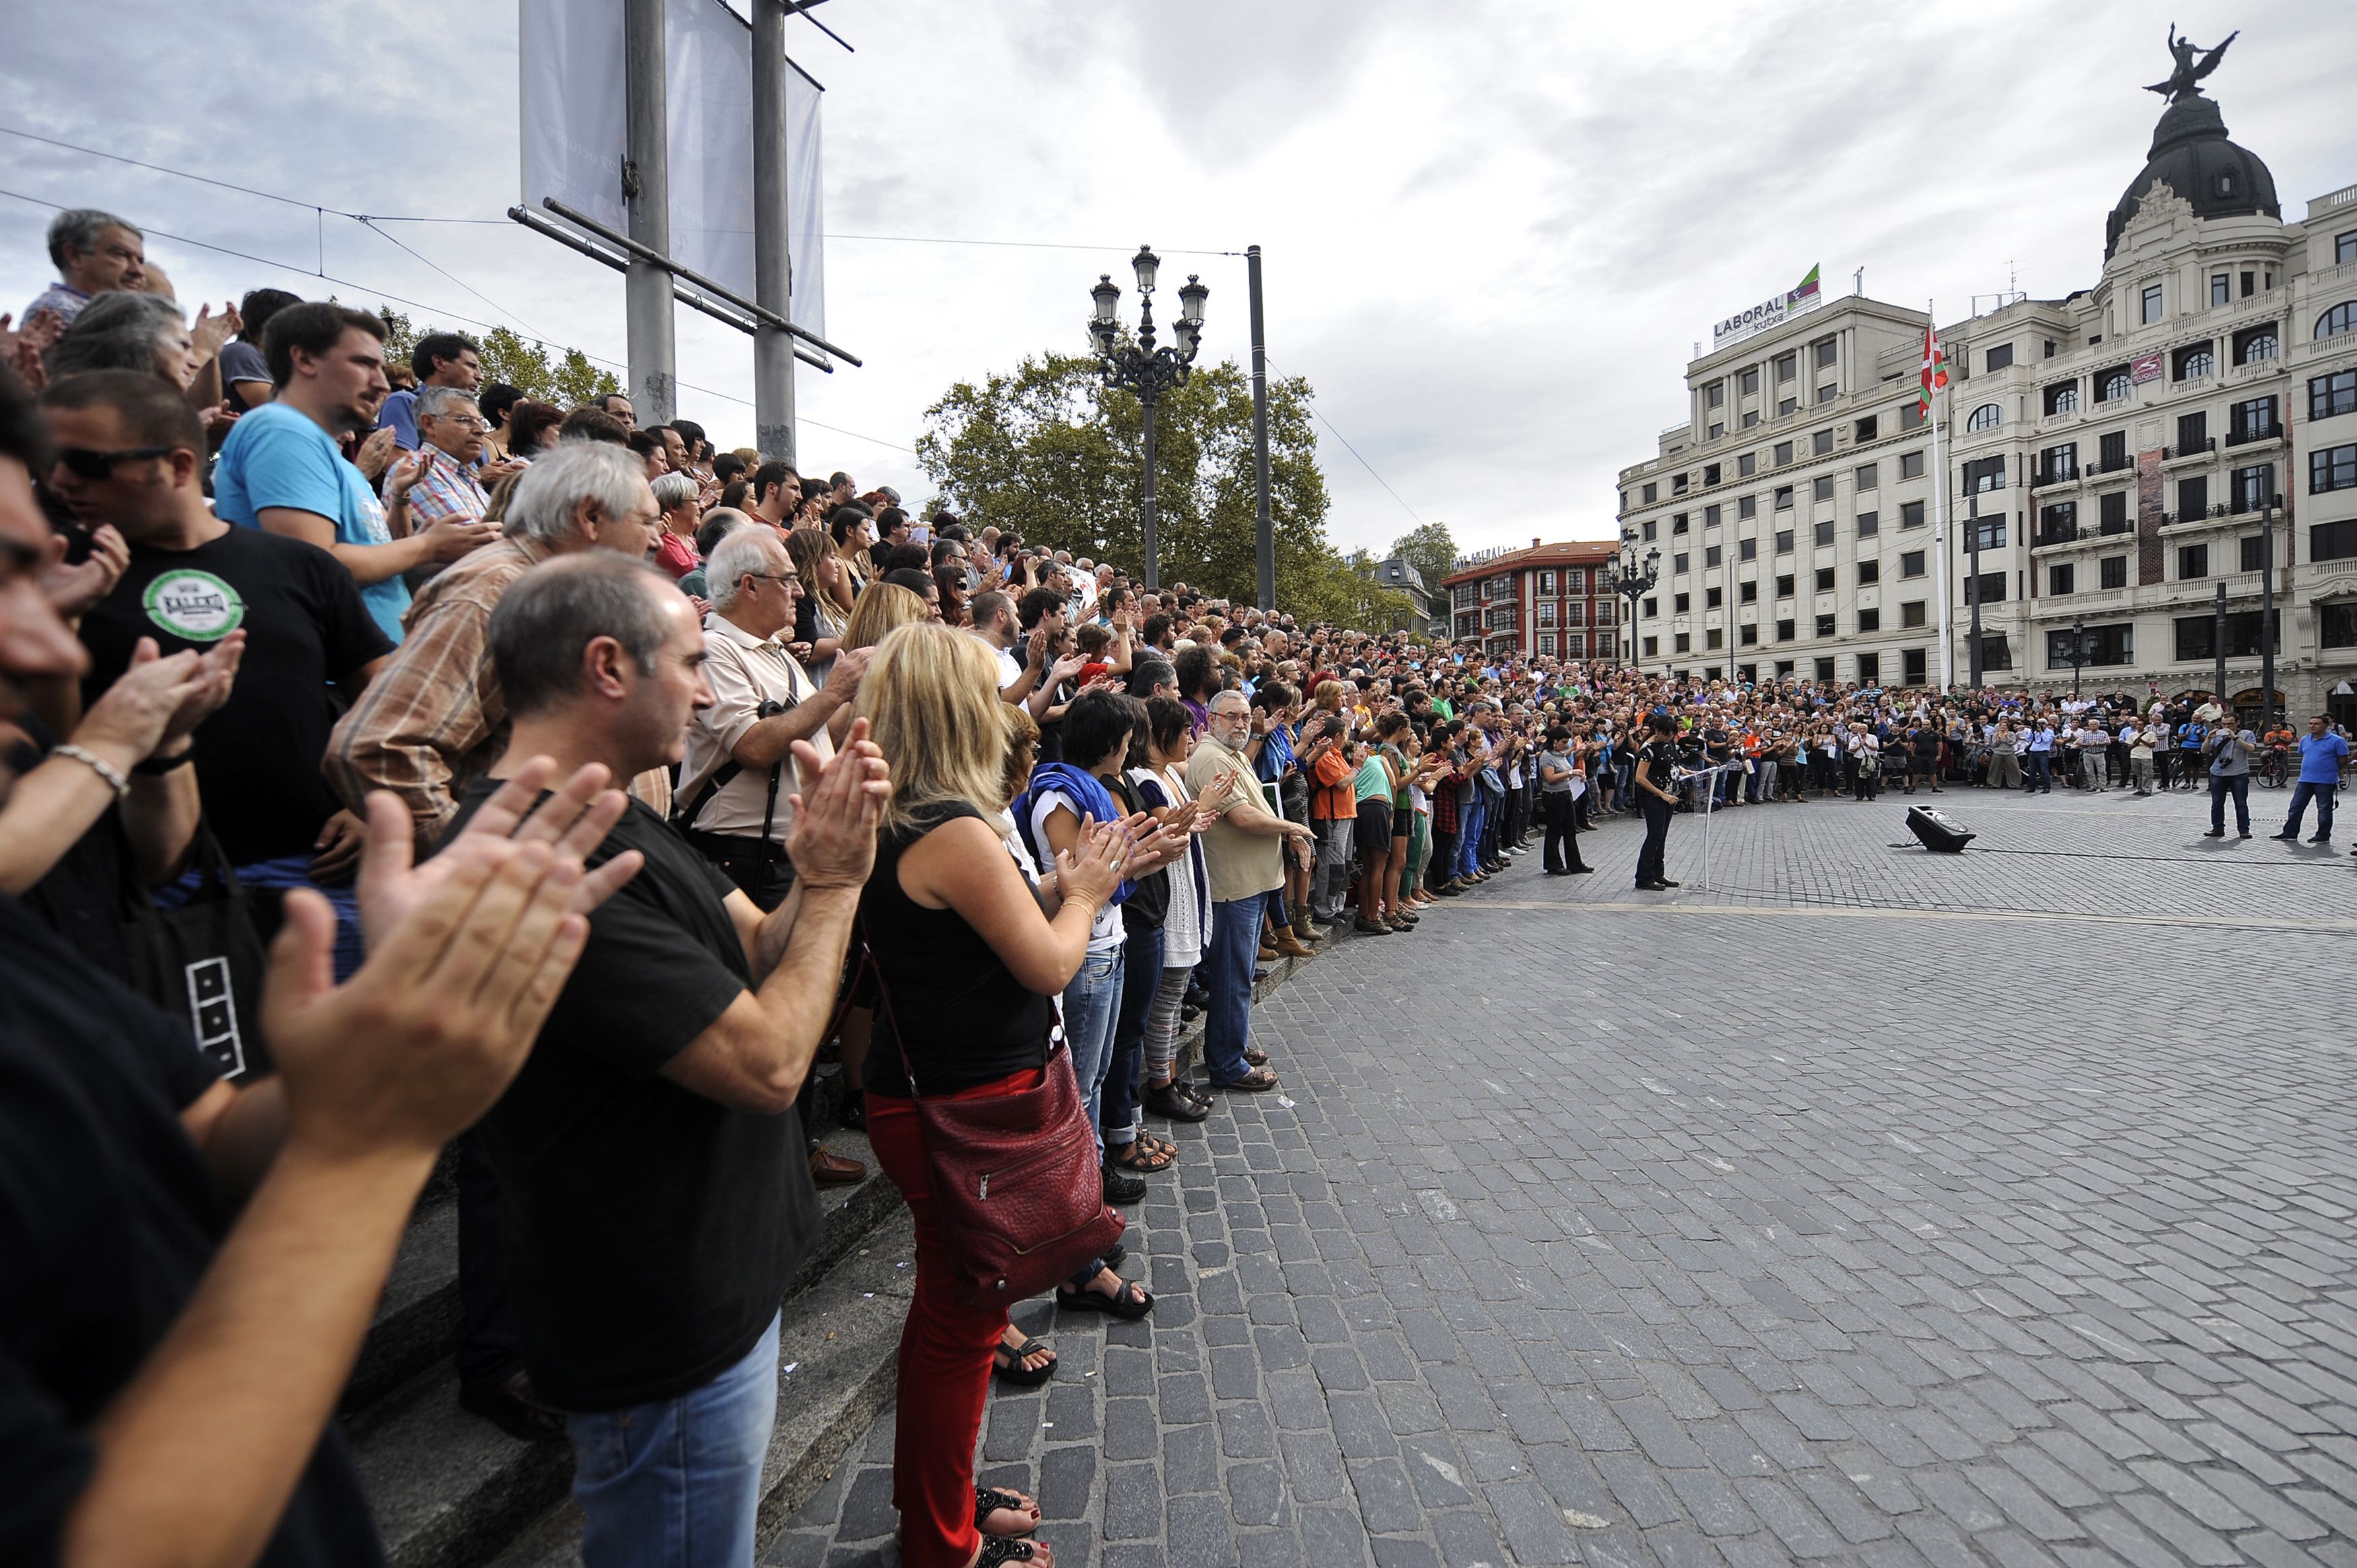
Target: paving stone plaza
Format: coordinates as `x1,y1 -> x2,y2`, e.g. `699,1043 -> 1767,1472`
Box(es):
777,788 -> 2357,1567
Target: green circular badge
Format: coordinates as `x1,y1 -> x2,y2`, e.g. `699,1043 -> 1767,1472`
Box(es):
142,569 -> 244,642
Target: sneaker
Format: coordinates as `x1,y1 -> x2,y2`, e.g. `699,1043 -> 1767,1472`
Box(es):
1102,1167 -> 1148,1206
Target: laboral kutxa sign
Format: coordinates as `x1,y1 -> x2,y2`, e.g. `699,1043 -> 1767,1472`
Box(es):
1712,265 -> 1824,349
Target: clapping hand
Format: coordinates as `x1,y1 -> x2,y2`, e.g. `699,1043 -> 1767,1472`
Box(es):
39,522 -> 130,620
1056,814 -> 1130,908
783,716 -> 891,889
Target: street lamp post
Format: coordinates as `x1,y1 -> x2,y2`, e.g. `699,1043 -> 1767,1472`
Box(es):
1607,532 -> 1661,671
2070,612 -> 2087,701
1090,246 -> 1207,593
2260,494 -> 2280,724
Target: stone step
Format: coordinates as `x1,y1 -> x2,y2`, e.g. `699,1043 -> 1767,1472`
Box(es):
350,1126 -> 898,1568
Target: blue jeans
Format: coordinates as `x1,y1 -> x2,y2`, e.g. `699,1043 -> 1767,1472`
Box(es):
158,855 -> 366,982
1203,893 -> 1265,1083
2210,773 -> 2250,833
1454,793 -> 1487,879
1061,945 -> 1124,1160
1104,924 -> 1162,1145
2284,780 -> 2337,838
2025,752 -> 2051,791
568,1311 -> 778,1568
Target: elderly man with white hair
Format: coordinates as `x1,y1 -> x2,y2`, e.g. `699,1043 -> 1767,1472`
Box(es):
387,384 -> 491,531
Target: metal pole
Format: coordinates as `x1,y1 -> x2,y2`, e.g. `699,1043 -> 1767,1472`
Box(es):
1927,302 -> 1953,690
2260,500 -> 2278,724
2214,580 -> 2228,712
1140,391 -> 1160,592
1966,492 -> 1983,689
751,0 -> 795,465
1247,245 -> 1274,613
2073,613 -> 2084,701
623,0 -> 675,423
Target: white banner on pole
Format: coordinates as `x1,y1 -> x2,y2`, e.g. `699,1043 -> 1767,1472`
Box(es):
519,0 -> 825,339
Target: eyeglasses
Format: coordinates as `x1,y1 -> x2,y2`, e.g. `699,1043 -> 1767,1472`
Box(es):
426,414 -> 486,432
56,445 -> 179,479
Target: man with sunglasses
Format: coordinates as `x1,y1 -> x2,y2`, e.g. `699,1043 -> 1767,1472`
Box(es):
44,370 -> 392,975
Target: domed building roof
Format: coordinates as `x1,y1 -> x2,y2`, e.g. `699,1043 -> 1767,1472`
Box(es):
2106,94 -> 2280,258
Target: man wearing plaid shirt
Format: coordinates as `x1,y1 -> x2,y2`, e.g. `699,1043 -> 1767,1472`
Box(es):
386,385 -> 490,533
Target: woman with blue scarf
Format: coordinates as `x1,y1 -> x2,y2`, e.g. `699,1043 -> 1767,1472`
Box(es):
1013,689 -> 1193,1211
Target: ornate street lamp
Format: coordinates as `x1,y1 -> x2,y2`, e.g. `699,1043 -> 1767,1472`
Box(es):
1090,244 -> 1207,591
1607,530 -> 1661,669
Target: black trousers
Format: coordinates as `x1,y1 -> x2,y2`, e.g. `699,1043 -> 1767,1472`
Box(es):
455,1132 -> 524,1389
1541,792 -> 1587,873
1636,796 -> 1673,886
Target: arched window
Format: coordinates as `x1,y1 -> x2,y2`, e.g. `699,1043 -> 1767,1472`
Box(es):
2234,325 -> 2280,365
2317,301 -> 2357,341
2101,370 -> 2133,402
2174,343 -> 2215,380
1966,403 -> 2003,432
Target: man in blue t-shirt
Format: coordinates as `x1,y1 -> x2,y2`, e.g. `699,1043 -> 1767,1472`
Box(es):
213,303 -> 495,642
2273,714 -> 2350,844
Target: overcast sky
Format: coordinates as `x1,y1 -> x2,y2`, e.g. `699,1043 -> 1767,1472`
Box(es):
3,1 -> 2352,562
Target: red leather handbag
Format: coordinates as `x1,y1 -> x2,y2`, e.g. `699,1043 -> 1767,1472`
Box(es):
869,953 -> 1123,1301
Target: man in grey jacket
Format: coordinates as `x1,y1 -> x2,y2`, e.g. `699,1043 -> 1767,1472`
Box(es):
2203,718 -> 2258,838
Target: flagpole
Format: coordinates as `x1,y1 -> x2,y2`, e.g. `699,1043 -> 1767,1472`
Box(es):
1928,300 -> 1954,691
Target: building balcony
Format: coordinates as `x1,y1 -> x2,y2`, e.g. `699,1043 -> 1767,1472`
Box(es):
2032,464 -> 2081,489
2095,453 -> 2135,475
2224,425 -> 2282,449
2162,439 -> 2215,464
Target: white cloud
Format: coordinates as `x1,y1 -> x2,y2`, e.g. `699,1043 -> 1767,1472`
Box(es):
2,0 -> 2349,565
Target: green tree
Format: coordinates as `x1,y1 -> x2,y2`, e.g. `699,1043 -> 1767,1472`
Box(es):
368,309 -> 618,407
917,347 -> 1420,632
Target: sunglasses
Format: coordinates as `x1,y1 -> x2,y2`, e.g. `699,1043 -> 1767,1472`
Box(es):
57,445 -> 179,479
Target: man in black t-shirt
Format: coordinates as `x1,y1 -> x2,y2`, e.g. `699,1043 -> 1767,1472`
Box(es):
449,554 -> 887,1562
1632,711 -> 1684,892
45,372 -> 391,966
0,361 -> 636,1568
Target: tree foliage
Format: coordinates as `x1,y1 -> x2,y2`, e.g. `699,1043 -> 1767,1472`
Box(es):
1389,522 -> 1459,594
369,309 -> 618,408
917,347 -> 1420,632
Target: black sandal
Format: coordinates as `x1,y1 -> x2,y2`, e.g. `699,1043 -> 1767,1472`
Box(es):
991,1336 -> 1057,1387
976,1484 -> 1040,1535
975,1535 -> 1041,1565
1107,1140 -> 1175,1174
1056,1275 -> 1154,1319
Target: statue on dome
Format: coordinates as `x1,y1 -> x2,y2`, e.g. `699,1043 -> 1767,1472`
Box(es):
2146,24 -> 2238,103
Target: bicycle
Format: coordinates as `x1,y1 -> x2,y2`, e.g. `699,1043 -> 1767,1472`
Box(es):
2256,748 -> 2290,789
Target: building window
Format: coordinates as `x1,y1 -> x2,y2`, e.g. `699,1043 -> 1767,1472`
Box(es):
2313,370 -> 2357,421
1900,500 -> 1926,529
2230,395 -> 2280,444
1641,520 -> 1657,542
2232,324 -> 2280,365
2049,624 -> 2132,668
2232,465 -> 2273,514
2045,381 -> 2080,415
1899,550 -> 1926,578
2038,442 -> 2079,483
1963,455 -> 2006,493
1817,384 -> 1837,405
1706,381 -> 1725,408
2097,366 -> 2133,403
1537,601 -> 1556,627
1966,402 -> 2003,432
1705,629 -> 1724,650
1774,485 -> 1795,510
2178,543 -> 2207,580
1675,633 -> 1691,654
1773,441 -> 1793,466
1774,529 -> 1793,554
1855,462 -> 1879,491
2050,562 -> 2076,594
1739,538 -> 1757,561
2177,411 -> 2208,452
2174,611 -> 2279,660
1815,613 -> 1837,638
1778,396 -> 1798,417
1537,633 -> 1555,656
1566,633 -> 1586,656
1739,368 -> 1760,395
1742,411 -> 1760,429
1901,648 -> 1927,686
1985,343 -> 2014,373
1813,566 -> 1835,592
1776,353 -> 1797,383
1672,513 -> 1690,535
1704,545 -> 1723,568
1812,476 -> 1834,502
2100,430 -> 2128,471
1672,553 -> 1690,575
2100,555 -> 2127,589
2238,533 -> 2265,572
2212,272 -> 2232,306
1705,586 -> 1724,609
2312,520 -> 2357,562
1702,463 -> 1721,486
1775,572 -> 1795,598
1777,618 -> 1796,642
1737,452 -> 1758,479
1813,429 -> 1834,455
1537,570 -> 1556,593
1566,601 -> 1585,625
2142,284 -> 2164,325
2241,271 -> 2255,298
1673,473 -> 1690,493
2175,342 -> 2215,380
1857,652 -> 1880,686
1738,495 -> 1758,519
2316,302 -> 2357,341
1898,451 -> 1925,479
1857,559 -> 1880,585
1900,401 -> 1925,430
1972,570 -> 2006,603
1642,596 -> 1658,617
1814,339 -> 1837,370
1642,636 -> 1659,657
2315,444 -> 2357,495
2342,232 -> 2357,265
2041,502 -> 2079,542
1738,623 -> 1758,646
1814,520 -> 1835,545
2099,490 -> 2130,533
2324,603 -> 2357,650
1968,518 -> 2007,551
1640,482 -> 1657,504
1814,656 -> 1835,681
1738,580 -> 1758,603
1855,415 -> 1879,442
1858,609 -> 1881,633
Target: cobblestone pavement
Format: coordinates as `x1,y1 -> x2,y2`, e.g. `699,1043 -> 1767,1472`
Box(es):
775,786 -> 2357,1567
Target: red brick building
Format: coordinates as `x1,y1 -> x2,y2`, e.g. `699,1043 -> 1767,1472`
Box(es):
1438,539 -> 1622,662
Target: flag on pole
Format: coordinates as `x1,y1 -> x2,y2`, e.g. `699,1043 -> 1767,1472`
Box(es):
1918,325 -> 1948,418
